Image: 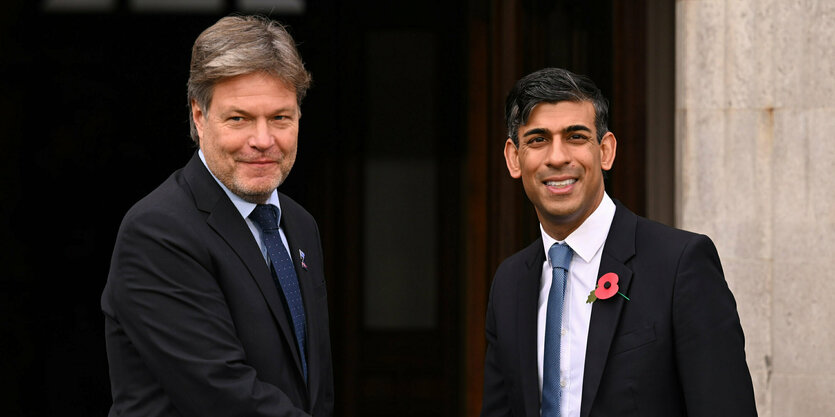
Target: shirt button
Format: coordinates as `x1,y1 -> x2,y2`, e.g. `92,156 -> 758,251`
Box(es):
561,328 -> 567,336
560,379 -> 567,388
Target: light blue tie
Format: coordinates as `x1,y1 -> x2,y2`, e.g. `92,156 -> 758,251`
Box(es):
542,243 -> 573,416
250,204 -> 308,382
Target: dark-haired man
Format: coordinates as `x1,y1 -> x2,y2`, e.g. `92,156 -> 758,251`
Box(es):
102,16 -> 333,416
480,68 -> 757,417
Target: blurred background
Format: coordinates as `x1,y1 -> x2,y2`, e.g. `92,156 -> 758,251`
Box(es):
1,0 -> 832,416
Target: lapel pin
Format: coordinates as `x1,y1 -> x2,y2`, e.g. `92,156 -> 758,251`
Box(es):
299,249 -> 308,271
586,272 -> 630,304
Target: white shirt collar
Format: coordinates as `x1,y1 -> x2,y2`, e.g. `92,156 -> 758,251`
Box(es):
540,192 -> 616,266
198,149 -> 282,223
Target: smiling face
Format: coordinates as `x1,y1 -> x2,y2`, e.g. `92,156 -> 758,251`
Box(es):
192,72 -> 300,204
504,100 -> 616,240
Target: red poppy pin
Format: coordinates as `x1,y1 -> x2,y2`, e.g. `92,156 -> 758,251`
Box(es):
586,272 -> 630,303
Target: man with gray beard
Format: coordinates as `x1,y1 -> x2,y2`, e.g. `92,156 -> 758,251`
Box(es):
102,16 -> 333,416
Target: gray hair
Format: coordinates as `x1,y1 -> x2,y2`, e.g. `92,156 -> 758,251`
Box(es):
505,68 -> 609,146
187,15 -> 312,143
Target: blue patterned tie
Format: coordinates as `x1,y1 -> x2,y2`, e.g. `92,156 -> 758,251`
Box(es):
542,243 -> 573,416
250,204 -> 308,382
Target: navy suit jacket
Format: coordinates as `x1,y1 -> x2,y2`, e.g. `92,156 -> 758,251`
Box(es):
102,152 -> 334,416
480,201 -> 757,417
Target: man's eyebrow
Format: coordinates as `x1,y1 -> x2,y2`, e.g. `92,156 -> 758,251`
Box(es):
563,124 -> 592,134
221,107 -> 253,117
522,127 -> 550,137
221,106 -> 297,117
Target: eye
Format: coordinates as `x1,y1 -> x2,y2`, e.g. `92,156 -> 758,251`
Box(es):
526,136 -> 547,145
228,116 -> 245,122
273,115 -> 286,121
568,133 -> 589,142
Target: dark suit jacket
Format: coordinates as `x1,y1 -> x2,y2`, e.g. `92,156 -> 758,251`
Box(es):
481,201 -> 756,417
102,153 -> 334,416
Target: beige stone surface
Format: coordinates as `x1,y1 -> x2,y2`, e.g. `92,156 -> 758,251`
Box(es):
772,260 -> 835,374
715,109 -> 773,259
772,109 -> 813,223
772,108 -> 835,261
725,0 -> 776,109
805,109 -> 835,222
677,0 -> 835,415
750,368 -> 771,417
772,374 -> 835,416
678,109 -> 774,260
677,108 -> 726,229
678,0 -> 726,109
808,2 -> 835,106
722,257 -> 771,417
721,258 -> 770,372
774,0 -> 835,109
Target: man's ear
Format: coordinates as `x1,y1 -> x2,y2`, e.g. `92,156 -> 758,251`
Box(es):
191,100 -> 205,141
599,131 -> 617,171
504,138 -> 522,179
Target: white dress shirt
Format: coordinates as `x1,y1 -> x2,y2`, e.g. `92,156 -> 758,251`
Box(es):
537,193 -> 616,417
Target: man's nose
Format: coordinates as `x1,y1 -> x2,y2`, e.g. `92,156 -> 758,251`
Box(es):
546,139 -> 570,166
249,118 -> 273,149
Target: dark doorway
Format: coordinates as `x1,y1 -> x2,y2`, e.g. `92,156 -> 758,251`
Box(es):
308,2 -> 467,416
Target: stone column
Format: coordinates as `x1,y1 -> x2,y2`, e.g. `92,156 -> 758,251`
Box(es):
677,1 -> 835,416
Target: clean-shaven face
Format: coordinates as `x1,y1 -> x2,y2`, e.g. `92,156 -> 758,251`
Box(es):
192,72 -> 300,204
504,100 -> 616,239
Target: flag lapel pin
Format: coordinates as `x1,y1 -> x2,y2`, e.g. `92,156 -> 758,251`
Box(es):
299,249 -> 308,271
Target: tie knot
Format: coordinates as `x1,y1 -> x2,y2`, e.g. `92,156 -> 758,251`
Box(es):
250,204 -> 280,232
548,243 -> 573,271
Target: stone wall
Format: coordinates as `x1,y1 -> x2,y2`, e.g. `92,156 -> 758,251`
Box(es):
676,0 -> 835,415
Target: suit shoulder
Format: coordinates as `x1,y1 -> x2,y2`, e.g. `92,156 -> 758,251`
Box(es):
636,216 -> 697,238
118,168 -> 200,231
633,215 -> 718,262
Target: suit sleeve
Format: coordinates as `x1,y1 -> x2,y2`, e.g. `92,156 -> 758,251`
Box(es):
672,234 -> 757,416
480,277 -> 513,417
105,209 -> 311,417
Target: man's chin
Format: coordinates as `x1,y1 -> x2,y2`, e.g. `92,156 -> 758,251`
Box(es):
537,202 -> 583,223
230,181 -> 282,204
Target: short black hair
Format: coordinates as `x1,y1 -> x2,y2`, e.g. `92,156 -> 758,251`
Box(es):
505,68 -> 609,146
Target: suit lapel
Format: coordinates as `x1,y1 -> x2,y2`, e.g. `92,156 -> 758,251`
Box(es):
183,154 -> 305,383
279,193 -> 320,404
580,202 -> 637,417
516,240 -> 546,417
